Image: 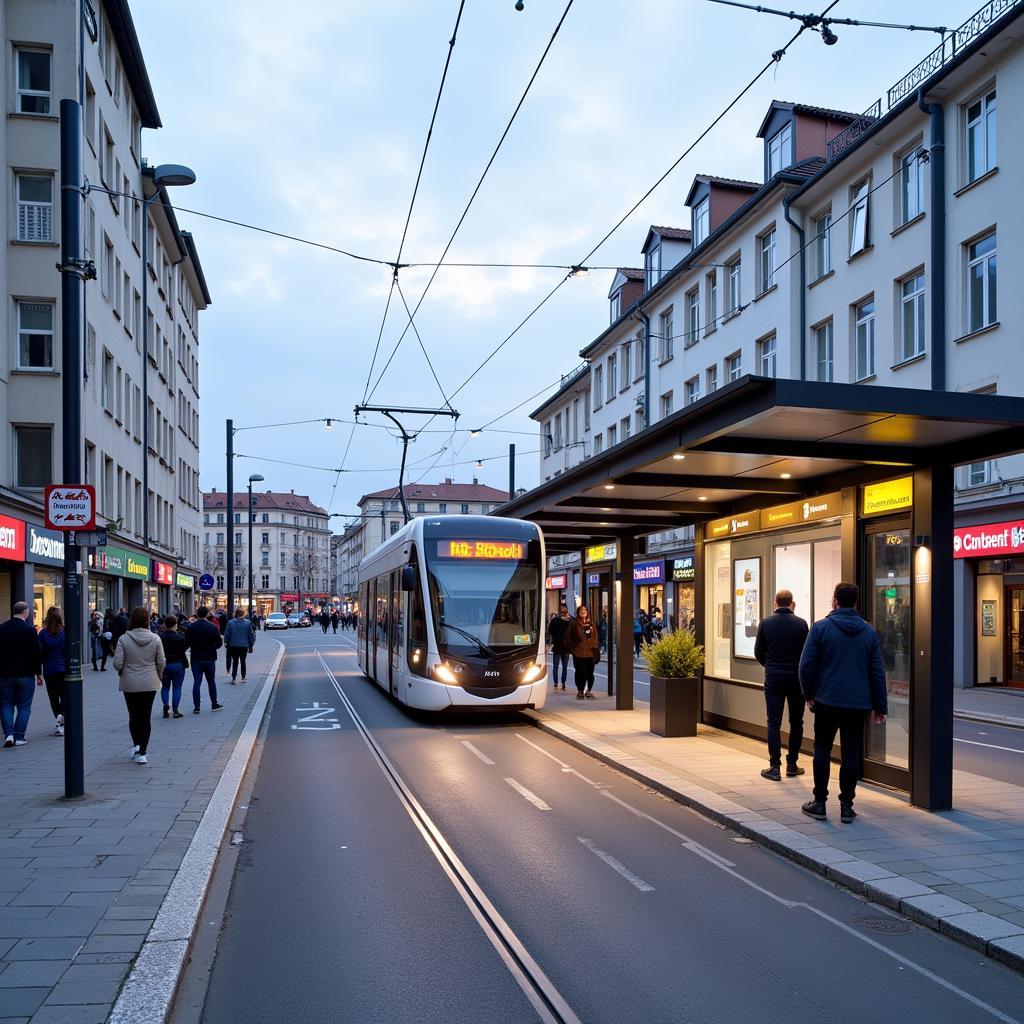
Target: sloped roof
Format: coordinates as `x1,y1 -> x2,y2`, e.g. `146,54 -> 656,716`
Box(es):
684,175 -> 761,208
102,0 -> 161,128
757,100 -> 862,138
359,482 -> 510,504
203,491 -> 328,515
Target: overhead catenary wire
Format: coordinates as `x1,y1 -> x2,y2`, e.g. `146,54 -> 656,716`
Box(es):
701,0 -> 946,36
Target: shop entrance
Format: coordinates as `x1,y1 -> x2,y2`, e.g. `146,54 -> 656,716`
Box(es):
1006,586 -> 1024,688
585,567 -> 614,693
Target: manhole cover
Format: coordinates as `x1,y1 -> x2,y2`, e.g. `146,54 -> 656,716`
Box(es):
853,915 -> 913,935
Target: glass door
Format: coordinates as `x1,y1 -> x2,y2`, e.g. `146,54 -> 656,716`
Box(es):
585,568 -> 613,695
1007,587 -> 1024,688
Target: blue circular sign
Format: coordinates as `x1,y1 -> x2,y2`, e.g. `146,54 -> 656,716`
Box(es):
198,573 -> 215,591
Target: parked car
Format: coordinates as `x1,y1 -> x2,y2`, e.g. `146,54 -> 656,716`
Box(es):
265,612 -> 289,631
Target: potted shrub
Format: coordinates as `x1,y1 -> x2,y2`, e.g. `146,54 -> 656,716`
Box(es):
640,628 -> 705,737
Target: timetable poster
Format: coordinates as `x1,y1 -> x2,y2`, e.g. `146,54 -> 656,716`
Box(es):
734,557 -> 761,659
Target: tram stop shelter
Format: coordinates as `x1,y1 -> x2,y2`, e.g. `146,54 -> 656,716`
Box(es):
498,377 -> 1024,810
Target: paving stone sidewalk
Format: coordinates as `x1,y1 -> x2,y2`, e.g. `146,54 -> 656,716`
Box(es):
0,640 -> 281,1024
954,685 -> 1024,728
528,689 -> 1024,972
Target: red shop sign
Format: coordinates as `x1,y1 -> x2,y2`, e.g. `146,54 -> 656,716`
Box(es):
280,592 -> 299,601
152,560 -> 174,584
954,521 -> 1024,559
0,514 -> 26,562
545,574 -> 567,590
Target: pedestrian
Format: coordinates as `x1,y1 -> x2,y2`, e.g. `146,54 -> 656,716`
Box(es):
185,606 -> 224,714
330,609 -> 339,634
545,603 -> 571,691
216,608 -> 228,635
37,606 -> 67,737
249,609 -> 260,633
159,615 -> 188,719
799,582 -> 888,824
754,589 -> 809,781
566,604 -> 601,700
0,601 -> 44,747
633,612 -> 645,658
321,609 -> 329,634
598,612 -> 608,655
112,606 -> 165,765
88,610 -> 102,671
111,608 -> 129,649
224,607 -> 256,684
149,611 -> 162,634
99,610 -> 114,671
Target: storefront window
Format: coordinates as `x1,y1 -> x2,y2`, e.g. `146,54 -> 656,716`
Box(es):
637,584 -> 664,620
87,575 -> 113,615
676,585 -> 695,631
775,543 -> 811,621
813,539 -> 842,623
143,583 -> 159,613
33,568 -> 62,626
707,542 -> 731,677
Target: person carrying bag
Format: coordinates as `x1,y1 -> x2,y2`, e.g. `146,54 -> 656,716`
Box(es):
112,607 -> 165,765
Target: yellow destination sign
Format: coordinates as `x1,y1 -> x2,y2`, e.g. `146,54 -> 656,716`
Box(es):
862,477 -> 913,517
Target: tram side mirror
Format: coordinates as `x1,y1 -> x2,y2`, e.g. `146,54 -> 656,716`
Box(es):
401,564 -> 418,592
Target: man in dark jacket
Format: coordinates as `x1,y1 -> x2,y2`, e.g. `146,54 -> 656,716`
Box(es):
754,589 -> 809,781
185,607 -> 223,714
0,601 -> 44,746
799,582 -> 887,824
546,604 -> 571,691
111,608 -> 129,649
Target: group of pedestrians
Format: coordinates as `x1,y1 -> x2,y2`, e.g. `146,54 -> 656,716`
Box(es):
631,608 -> 664,657
545,602 -> 602,700
307,607 -> 355,633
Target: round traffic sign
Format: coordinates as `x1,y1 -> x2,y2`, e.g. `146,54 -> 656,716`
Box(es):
199,573 -> 215,591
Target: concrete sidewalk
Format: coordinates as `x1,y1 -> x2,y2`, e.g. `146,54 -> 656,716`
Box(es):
954,686 -> 1024,729
528,689 -> 1024,973
0,639 -> 282,1023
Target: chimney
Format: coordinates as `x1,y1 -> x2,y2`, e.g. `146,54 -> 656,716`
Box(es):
444,477 -> 452,485
472,477 -> 478,485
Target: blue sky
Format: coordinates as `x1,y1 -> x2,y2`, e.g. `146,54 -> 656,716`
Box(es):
131,0 -> 977,517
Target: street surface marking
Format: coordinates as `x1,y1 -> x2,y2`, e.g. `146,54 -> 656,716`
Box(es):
955,737 -> 1024,755
577,836 -> 655,892
292,702 -> 341,730
516,733 -> 604,787
504,777 -> 551,811
462,740 -> 495,765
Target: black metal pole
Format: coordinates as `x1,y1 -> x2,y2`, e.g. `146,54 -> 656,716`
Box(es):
141,194 -> 152,550
59,100 -> 85,799
226,420 -> 234,614
247,481 -> 254,617
509,443 -> 515,497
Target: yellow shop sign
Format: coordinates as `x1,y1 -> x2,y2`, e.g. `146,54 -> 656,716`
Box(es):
862,477 -> 913,517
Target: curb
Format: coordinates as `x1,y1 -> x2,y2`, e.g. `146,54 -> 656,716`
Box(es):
525,710 -> 1024,975
107,641 -> 286,1024
954,710 -> 1024,730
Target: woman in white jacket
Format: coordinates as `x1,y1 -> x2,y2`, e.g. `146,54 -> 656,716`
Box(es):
112,606 -> 166,765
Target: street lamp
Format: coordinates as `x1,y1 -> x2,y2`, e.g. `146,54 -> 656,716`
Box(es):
247,474 -> 264,618
141,163 -> 196,551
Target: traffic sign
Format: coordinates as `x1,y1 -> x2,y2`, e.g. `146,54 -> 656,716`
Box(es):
68,529 -> 107,548
199,573 -> 215,591
44,485 -> 96,531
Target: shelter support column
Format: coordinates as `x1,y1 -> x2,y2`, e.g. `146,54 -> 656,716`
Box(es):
911,463 -> 954,811
615,534 -> 634,710
691,521 -> 705,723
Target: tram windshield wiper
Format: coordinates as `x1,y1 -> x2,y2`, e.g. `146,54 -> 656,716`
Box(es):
438,620 -> 499,660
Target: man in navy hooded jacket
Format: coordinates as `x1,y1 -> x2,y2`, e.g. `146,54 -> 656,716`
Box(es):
798,581 -> 887,824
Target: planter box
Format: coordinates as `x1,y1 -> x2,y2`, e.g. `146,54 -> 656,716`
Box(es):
650,675 -> 700,737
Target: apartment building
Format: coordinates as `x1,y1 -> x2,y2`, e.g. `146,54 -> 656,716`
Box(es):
531,0 -> 1024,687
0,0 -> 208,620
202,489 -> 330,615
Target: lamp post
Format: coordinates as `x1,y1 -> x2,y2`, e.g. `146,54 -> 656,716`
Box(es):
247,474 -> 264,619
141,163 -> 195,552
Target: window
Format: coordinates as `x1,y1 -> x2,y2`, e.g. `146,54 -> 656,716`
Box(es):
594,434 -> 603,455
706,364 -> 719,393
553,413 -> 563,450
726,351 -> 742,382
968,461 -> 992,487
645,245 -> 661,291
659,308 -> 673,362
390,521 -> 400,536
758,334 -> 777,378
854,298 -> 876,381
967,232 -> 997,333
101,351 -> 114,412
16,49 -> 51,114
899,272 -> 925,361
966,89 -> 996,183
660,391 -> 674,418
813,211 -> 832,280
621,416 -> 631,440
439,503 -> 447,513
633,332 -> 644,381
767,122 -> 792,176
849,180 -> 870,257
684,376 -> 701,406
261,574 -> 270,589
607,353 -> 617,398
693,197 -> 710,246
606,425 -> 617,447
758,228 -> 776,292
726,258 -> 741,315
705,273 -> 717,334
15,175 -> 53,242
234,532 -> 242,546
261,532 -> 269,544
898,147 -> 925,225
609,290 -> 621,322
16,302 -> 54,369
814,321 -> 834,382
685,288 -> 700,346
460,504 -> 469,514
15,426 -> 51,488
593,365 -> 603,407
583,391 -> 591,430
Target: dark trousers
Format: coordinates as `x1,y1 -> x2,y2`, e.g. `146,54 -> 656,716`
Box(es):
227,647 -> 248,680
812,703 -> 867,805
552,652 -> 569,685
763,676 -> 805,767
161,662 -> 186,710
44,672 -> 66,720
124,690 -> 156,755
191,660 -> 218,708
572,656 -> 595,693
634,634 -> 643,657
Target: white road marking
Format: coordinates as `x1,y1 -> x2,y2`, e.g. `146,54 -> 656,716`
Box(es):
516,732 -> 570,767
955,737 -> 1024,755
577,836 -> 655,892
461,740 -> 495,765
504,777 -> 551,811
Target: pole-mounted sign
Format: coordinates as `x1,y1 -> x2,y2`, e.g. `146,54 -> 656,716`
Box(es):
44,485 -> 96,531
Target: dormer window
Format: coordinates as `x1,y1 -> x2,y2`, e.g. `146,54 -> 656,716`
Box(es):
645,245 -> 661,290
610,289 -> 621,322
693,197 -> 710,246
767,122 -> 792,177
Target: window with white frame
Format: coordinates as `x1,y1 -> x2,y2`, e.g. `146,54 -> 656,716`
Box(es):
610,289 -> 621,322
607,425 -> 617,447
685,288 -> 700,346
660,391 -> 674,418
16,302 -> 54,369
621,416 -> 631,439
968,461 -> 992,487
849,180 -> 870,257
633,332 -> 644,381
726,257 -> 741,314
101,351 -> 114,413
16,49 -> 51,114
813,210 -> 831,280
15,425 -> 51,488
854,298 -> 876,381
965,88 -> 996,184
706,364 -> 719,393
726,351 -> 742,382
758,227 -> 776,292
659,308 -> 674,362
767,122 -> 792,177
899,272 -> 925,361
898,146 -> 925,225
15,175 -> 53,242
684,376 -> 701,406
635,409 -> 644,434
705,272 -> 717,334
594,434 -> 603,455
583,391 -> 591,430
621,339 -> 631,386
553,413 -> 563,450
814,321 -> 834,382
593,365 -> 603,407
758,334 -> 777,378
645,245 -> 661,291
607,353 -> 617,398
693,196 -> 710,246
966,232 -> 997,333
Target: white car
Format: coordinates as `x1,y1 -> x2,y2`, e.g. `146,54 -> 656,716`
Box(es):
265,612 -> 289,630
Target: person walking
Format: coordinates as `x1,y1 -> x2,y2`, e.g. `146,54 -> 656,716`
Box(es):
0,601 -> 44,747
224,608 -> 256,684
633,612 -> 645,658
754,590 -> 809,782
159,615 -> 188,719
37,607 -> 67,737
598,612 -> 608,655
88,610 -> 102,671
186,606 -> 224,714
330,609 -> 339,634
111,608 -> 129,650
546,603 -> 571,691
216,608 -> 228,636
320,609 -> 329,634
112,607 -> 165,764
799,582 -> 888,824
98,610 -> 115,671
566,605 -> 600,700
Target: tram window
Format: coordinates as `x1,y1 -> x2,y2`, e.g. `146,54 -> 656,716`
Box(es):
376,575 -> 388,645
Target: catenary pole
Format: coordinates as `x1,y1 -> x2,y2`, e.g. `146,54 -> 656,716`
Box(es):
226,420 -> 234,614
508,443 -> 515,498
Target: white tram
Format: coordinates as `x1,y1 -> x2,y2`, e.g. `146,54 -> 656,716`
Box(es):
356,515 -> 548,711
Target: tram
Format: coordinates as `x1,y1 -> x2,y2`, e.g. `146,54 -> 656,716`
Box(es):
356,515 -> 547,710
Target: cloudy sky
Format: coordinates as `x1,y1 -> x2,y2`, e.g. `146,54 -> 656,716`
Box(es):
131,0 -> 974,518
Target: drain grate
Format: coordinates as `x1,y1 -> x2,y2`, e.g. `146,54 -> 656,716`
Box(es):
853,914 -> 913,935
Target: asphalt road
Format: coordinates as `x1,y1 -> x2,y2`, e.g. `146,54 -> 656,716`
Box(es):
198,630 -> 1024,1024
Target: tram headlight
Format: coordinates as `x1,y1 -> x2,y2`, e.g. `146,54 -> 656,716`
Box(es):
518,662 -> 546,684
432,662 -> 459,684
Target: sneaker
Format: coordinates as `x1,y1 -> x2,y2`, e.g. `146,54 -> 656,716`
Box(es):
14,739 -> 27,746
163,707 -> 170,719
575,693 -> 584,700
786,764 -> 805,777
211,703 -> 223,711
57,714 -> 64,727
560,684 -> 566,691
801,799 -> 827,821
230,678 -> 237,685
137,754 -> 148,765
129,746 -> 140,761
760,766 -> 782,781
53,723 -> 64,737
173,709 -> 184,719
193,707 -> 200,715
584,692 -> 596,700
840,802 -> 857,824
3,735 -> 13,748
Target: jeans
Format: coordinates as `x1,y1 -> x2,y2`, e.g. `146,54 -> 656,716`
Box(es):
191,660 -> 218,709
572,656 -> 595,693
161,662 -> 186,710
227,647 -> 248,680
124,691 -> 156,755
44,672 -> 66,721
552,652 -> 569,685
634,634 -> 643,657
0,676 -> 36,741
811,703 -> 868,805
763,676 -> 805,767
90,634 -> 102,666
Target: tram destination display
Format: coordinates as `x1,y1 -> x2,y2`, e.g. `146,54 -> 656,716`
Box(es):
436,540 -> 525,560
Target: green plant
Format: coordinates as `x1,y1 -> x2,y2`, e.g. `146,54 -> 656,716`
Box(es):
640,628 -> 705,679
